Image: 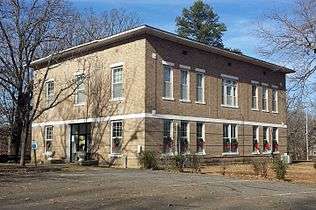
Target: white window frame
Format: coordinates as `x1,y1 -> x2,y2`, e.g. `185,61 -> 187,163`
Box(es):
251,82 -> 259,110
222,124 -> 238,155
162,64 -> 174,100
180,69 -> 190,102
195,73 -> 205,104
252,126 -> 260,154
44,126 -> 53,153
45,79 -> 54,106
272,87 -> 278,113
222,78 -> 238,108
110,120 -> 123,156
262,84 -> 269,112
178,121 -> 190,155
196,122 -> 206,155
111,66 -> 124,101
74,73 -> 85,105
272,127 -> 279,154
163,120 -> 173,155
263,127 -> 271,153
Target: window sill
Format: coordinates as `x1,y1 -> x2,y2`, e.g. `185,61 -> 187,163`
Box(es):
272,111 -> 279,114
179,99 -> 191,103
221,104 -> 239,109
195,152 -> 206,155
110,97 -> 124,102
108,153 -> 123,158
251,151 -> 261,155
262,151 -> 272,155
161,152 -> 174,157
74,103 -> 85,107
222,152 -> 239,156
162,97 -> 174,101
195,101 -> 206,105
273,151 -> 280,154
262,110 -> 269,113
251,108 -> 259,111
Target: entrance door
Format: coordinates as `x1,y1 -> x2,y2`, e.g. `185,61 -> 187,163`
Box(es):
70,123 -> 91,162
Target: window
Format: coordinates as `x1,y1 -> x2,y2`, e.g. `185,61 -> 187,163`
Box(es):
180,70 -> 189,101
44,126 -> 53,153
196,73 -> 204,103
45,80 -> 54,105
163,120 -> 173,154
253,126 -> 259,153
163,65 -> 173,99
222,79 -> 237,107
223,124 -> 238,153
179,121 -> 189,154
196,122 -> 205,154
251,84 -> 258,110
263,127 -> 271,153
75,74 -> 85,104
111,121 -> 123,154
112,66 -> 123,99
272,127 -> 279,153
262,86 -> 268,111
272,89 -> 278,112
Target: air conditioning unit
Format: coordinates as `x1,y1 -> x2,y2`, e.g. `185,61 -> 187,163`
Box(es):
281,153 -> 291,164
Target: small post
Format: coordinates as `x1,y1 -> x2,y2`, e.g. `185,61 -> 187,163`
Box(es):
33,149 -> 37,167
31,140 -> 38,167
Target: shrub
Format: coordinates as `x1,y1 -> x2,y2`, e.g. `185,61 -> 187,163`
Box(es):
138,151 -> 158,170
173,154 -> 186,172
272,158 -> 288,180
251,157 -> 270,178
188,155 -> 202,173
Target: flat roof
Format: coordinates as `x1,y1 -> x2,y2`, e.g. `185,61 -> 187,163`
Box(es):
32,25 -> 294,74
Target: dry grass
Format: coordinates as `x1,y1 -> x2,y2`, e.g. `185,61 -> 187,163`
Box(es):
201,162 -> 316,183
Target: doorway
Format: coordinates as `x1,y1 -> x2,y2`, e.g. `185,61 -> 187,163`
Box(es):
70,123 -> 91,162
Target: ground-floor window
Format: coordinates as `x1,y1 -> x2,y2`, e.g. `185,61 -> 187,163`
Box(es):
111,121 -> 123,154
223,124 -> 238,153
196,122 -> 205,154
163,120 -> 173,154
272,127 -> 279,153
263,127 -> 271,153
252,126 -> 259,154
44,126 -> 53,153
179,121 -> 189,154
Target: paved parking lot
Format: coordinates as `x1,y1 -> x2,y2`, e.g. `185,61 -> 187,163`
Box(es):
0,167 -> 315,209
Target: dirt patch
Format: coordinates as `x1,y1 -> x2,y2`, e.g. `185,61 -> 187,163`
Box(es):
201,162 -> 316,183
0,164 -> 62,175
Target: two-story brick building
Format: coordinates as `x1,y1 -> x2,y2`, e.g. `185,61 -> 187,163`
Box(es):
31,25 -> 294,167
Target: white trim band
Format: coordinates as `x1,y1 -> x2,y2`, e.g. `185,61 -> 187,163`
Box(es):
33,113 -> 287,128
195,68 -> 206,73
162,60 -> 175,66
251,80 -> 259,84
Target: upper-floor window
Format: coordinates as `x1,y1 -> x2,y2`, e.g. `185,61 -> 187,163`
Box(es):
112,66 -> 123,100
45,80 -> 54,105
262,85 -> 268,111
222,78 -> 237,107
44,126 -> 53,153
180,70 -> 189,101
163,120 -> 173,154
196,73 -> 205,103
223,124 -> 238,154
251,84 -> 258,110
163,65 -> 173,99
272,88 -> 278,112
75,73 -> 85,105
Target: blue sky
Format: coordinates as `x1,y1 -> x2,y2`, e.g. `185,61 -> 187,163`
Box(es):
70,0 -> 294,61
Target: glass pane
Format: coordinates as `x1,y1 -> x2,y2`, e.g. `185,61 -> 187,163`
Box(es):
163,65 -> 171,82
113,83 -> 122,98
164,82 -> 171,98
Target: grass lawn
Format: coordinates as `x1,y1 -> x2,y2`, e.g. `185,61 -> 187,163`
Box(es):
200,162 -> 316,184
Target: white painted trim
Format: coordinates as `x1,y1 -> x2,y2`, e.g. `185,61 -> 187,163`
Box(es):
251,80 -> 259,84
32,112 -> 287,128
221,74 -> 239,80
195,68 -> 206,73
162,60 -> 175,66
179,64 -> 191,70
262,83 -> 269,86
110,62 -> 124,68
